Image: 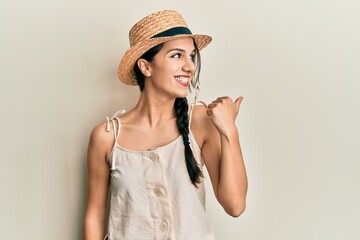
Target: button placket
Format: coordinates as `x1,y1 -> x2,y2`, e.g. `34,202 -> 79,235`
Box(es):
147,151 -> 171,234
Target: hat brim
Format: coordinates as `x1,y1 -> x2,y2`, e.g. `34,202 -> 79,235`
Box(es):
118,34 -> 212,86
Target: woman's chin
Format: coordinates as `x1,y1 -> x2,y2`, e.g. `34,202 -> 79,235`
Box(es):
175,90 -> 189,99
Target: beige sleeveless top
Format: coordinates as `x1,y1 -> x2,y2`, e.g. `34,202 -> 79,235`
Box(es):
104,103 -> 215,240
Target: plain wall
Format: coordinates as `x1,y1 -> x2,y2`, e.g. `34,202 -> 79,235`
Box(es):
1,0 -> 359,239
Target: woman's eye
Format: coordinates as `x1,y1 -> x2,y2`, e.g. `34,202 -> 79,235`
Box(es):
190,54 -> 196,62
172,53 -> 182,58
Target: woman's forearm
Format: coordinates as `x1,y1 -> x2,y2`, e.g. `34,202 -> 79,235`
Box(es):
217,127 -> 248,217
84,210 -> 106,240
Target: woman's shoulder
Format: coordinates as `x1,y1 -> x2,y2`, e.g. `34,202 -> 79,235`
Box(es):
191,103 -> 212,126
90,122 -> 112,143
90,108 -> 130,149
191,104 -> 207,121
190,103 -> 216,146
88,121 -> 116,158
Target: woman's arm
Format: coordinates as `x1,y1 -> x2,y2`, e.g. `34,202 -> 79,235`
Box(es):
84,123 -> 113,240
194,96 -> 248,217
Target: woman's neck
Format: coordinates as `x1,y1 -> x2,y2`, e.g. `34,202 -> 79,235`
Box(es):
133,92 -> 177,128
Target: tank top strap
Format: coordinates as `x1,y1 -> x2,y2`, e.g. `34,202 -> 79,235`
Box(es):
188,100 -> 208,126
105,109 -> 126,149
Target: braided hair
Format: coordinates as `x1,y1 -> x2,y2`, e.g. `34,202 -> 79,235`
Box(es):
133,40 -> 203,186
174,97 -> 204,185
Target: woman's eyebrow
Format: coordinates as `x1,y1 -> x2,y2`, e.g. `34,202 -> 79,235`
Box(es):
166,48 -> 195,54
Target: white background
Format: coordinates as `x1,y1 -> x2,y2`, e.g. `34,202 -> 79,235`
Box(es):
1,0 -> 359,239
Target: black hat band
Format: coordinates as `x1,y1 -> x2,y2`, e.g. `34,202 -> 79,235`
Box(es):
151,27 -> 192,38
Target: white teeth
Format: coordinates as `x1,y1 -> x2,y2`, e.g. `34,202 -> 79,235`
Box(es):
175,77 -> 189,83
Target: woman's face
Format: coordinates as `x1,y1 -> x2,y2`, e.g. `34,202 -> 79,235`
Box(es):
146,37 -> 196,99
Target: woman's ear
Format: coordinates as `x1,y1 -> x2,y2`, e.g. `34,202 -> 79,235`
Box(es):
137,59 -> 151,77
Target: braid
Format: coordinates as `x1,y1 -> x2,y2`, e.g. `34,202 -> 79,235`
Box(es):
174,97 -> 204,186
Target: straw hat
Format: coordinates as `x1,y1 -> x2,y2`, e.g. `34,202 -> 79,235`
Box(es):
118,10 -> 212,85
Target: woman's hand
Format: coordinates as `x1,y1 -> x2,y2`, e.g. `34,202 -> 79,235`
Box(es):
206,96 -> 243,137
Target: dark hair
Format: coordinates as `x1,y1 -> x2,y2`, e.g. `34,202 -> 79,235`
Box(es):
133,39 -> 204,186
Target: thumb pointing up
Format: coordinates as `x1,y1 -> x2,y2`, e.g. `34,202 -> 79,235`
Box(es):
234,96 -> 243,114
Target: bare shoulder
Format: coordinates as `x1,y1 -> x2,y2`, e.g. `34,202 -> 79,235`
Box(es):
190,104 -> 218,148
88,121 -> 115,161
191,104 -> 208,123
89,122 -> 113,147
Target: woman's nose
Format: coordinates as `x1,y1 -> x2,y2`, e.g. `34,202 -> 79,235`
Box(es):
182,56 -> 195,73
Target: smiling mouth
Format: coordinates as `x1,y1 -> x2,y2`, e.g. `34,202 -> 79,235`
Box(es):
175,76 -> 190,87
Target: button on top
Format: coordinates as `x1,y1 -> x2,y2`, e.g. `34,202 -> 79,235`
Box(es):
149,152 -> 159,161
159,220 -> 168,232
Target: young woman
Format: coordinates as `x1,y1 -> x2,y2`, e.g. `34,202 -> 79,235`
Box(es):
84,10 -> 248,240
